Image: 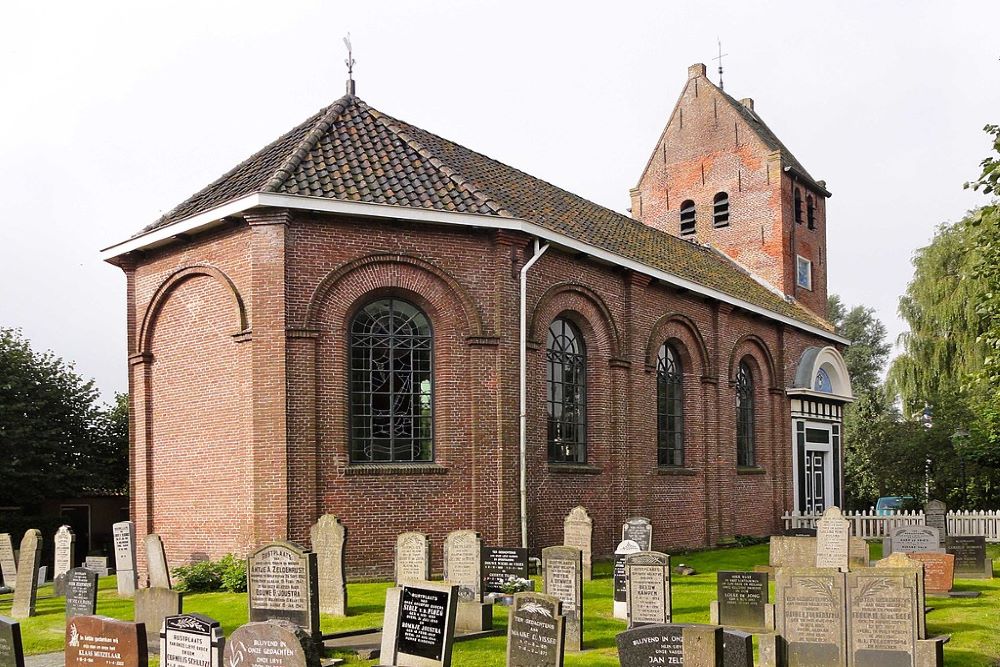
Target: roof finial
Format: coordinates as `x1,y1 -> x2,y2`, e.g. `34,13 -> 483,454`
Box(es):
343,33 -> 356,96
713,38 -> 728,90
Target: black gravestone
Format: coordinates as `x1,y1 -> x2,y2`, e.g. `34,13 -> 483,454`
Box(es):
622,518 -> 652,551
784,527 -> 817,537
506,592 -> 565,667
0,617 -> 24,667
717,571 -> 767,629
397,586 -> 450,661
723,629 -> 753,667
480,547 -> 529,594
946,536 -> 986,576
613,556 -> 627,603
616,624 -> 683,666
161,614 -> 224,667
64,568 -> 99,619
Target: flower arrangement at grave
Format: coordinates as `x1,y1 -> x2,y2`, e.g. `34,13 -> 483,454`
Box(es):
501,575 -> 532,594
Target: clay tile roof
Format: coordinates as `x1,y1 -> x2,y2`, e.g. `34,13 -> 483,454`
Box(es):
141,95 -> 833,332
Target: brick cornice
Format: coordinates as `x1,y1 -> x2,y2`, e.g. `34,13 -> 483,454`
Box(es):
245,209 -> 292,226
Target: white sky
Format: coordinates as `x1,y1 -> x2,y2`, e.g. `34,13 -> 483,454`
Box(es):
1,0 -> 998,400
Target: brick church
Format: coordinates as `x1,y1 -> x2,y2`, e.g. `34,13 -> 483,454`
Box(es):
103,63 -> 853,575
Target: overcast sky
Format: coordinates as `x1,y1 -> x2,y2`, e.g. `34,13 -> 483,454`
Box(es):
1,0 -> 998,400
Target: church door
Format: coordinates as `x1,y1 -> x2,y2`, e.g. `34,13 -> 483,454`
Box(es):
794,420 -> 841,514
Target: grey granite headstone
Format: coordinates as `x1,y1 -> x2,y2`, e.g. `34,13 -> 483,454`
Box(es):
0,535 -> 16,591
616,623 -> 723,666
113,521 -> 138,597
946,536 -> 988,578
160,613 -> 224,667
224,621 -> 319,667
542,546 -> 583,652
563,506 -> 594,581
816,507 -> 850,572
887,526 -> 941,554
10,530 -> 41,619
923,500 -> 947,546
247,542 -> 320,639
622,517 -> 653,551
625,551 -> 672,628
53,525 -> 76,596
723,629 -> 753,667
65,568 -> 99,619
0,616 -> 24,667
65,616 -> 148,667
716,571 -> 768,630
775,568 -> 847,667
613,540 -> 642,620
145,534 -> 171,589
309,514 -> 347,617
506,592 -> 565,667
395,532 -> 430,585
846,568 -> 920,667
84,556 -> 111,577
135,587 -> 182,654
392,581 -> 459,667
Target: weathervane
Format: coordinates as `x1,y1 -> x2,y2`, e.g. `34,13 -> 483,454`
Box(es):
344,33 -> 356,95
713,38 -> 728,90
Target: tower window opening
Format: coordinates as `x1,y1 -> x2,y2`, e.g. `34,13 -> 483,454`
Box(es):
713,192 -> 730,227
794,188 -> 803,224
680,200 -> 696,235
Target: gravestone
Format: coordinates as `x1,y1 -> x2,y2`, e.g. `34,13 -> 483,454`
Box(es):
135,587 -> 183,654
36,567 -> 47,587
65,616 -> 148,667
0,535 -> 16,591
713,571 -> 768,631
886,526 -> 941,555
908,553 -> 955,594
506,592 -> 565,667
849,537 -> 870,569
723,629 -> 753,667
562,506 -> 593,581
113,521 -> 138,597
224,621 -> 319,667
784,527 -> 817,537
65,568 -> 99,618
10,530 -> 41,619
381,581 -> 458,667
84,556 -> 111,577
160,613 -> 224,667
768,536 -> 817,569
622,517 -> 652,551
481,547 -> 529,595
846,568 -> 920,667
145,534 -> 172,589
443,531 -> 491,633
613,540 -> 641,620
541,546 -> 583,652
53,525 -> 76,596
775,568 -> 847,667
874,551 -> 926,640
379,587 -> 402,664
616,623 -> 723,666
946,536 -> 991,579
624,551 -> 672,628
0,616 -> 24,667
247,542 -> 320,639
309,514 -> 347,617
395,532 -> 431,585
816,507 -> 850,572
923,500 -> 948,546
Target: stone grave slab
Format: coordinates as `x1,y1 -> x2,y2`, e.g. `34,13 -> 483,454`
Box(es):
908,553 -> 955,594
135,587 -> 182,654
309,514 -> 347,617
816,507 -> 851,572
562,506 -> 593,581
0,535 -> 16,591
887,526 -> 941,555
723,629 -> 753,667
145,534 -> 172,589
113,521 -> 138,597
0,616 -> 24,667
616,623 -> 723,666
846,568 -> 920,667
784,527 -> 817,537
713,571 -> 768,631
541,546 -> 583,652
775,568 -> 847,667
613,540 -> 641,621
65,616 -> 148,667
248,541 -> 320,639
622,517 -> 652,551
849,537 -> 870,569
65,567 -> 99,619
946,536 -> 991,579
395,532 -> 431,585
36,567 -> 47,587
379,587 -> 402,664
53,525 -> 75,596
84,556 -> 111,577
443,531 -> 491,633
768,536 -> 816,569
625,551 -> 672,628
10,530 -> 41,619
160,613 -> 224,667
481,546 -> 528,595
224,620 -> 319,667
506,592 -> 565,667
874,552 -> 926,640
923,501 -> 947,546
389,581 -> 458,667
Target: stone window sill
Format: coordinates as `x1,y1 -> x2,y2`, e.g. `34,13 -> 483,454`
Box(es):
547,463 -> 603,475
737,466 -> 767,475
657,466 -> 698,476
345,463 -> 449,476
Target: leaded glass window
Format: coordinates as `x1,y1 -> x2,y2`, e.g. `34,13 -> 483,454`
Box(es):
736,360 -> 755,467
657,343 -> 684,466
350,298 -> 433,463
547,318 -> 586,463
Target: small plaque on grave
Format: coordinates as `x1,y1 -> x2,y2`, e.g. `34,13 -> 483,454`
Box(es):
506,592 -> 565,667
946,536 -> 987,578
481,547 -> 529,594
625,551 -> 671,627
65,616 -> 148,667
717,571 -> 768,630
160,614 -> 223,667
224,621 -> 319,667
622,517 -> 652,551
0,616 -> 24,667
396,583 -> 457,665
247,542 -> 319,638
65,568 -> 99,619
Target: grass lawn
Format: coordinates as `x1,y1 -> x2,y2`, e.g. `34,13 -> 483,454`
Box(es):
2,543 -> 998,665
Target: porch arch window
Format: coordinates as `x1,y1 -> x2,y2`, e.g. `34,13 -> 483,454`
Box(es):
350,298 -> 433,463
657,343 -> 684,466
736,360 -> 755,466
547,318 -> 587,463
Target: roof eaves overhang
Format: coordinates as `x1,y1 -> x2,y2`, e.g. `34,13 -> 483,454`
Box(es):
101,193 -> 850,346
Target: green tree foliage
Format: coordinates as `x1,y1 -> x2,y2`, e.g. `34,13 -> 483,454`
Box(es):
827,295 -> 891,396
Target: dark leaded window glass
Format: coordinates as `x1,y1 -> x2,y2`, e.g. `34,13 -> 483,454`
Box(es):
736,360 -> 755,467
657,343 -> 684,466
547,318 -> 586,463
350,298 -> 433,463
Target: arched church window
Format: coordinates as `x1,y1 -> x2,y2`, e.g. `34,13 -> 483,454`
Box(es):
794,188 -> 803,224
547,317 -> 587,463
736,360 -> 755,467
713,192 -> 730,227
657,343 -> 684,466
680,200 -> 696,235
350,298 -> 433,463
806,194 -> 816,229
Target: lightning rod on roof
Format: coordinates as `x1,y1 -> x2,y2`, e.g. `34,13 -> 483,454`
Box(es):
344,33 -> 356,96
713,38 -> 728,90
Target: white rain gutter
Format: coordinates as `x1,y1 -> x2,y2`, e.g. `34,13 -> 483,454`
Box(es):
519,239 -> 549,549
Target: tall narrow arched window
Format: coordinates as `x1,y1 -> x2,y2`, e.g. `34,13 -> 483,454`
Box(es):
547,318 -> 587,463
736,360 -> 755,467
680,200 -> 696,235
350,298 -> 433,463
794,188 -> 803,224
806,195 -> 816,230
713,192 -> 730,227
657,343 -> 684,466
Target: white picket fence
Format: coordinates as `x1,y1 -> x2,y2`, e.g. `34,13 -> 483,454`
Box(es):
781,509 -> 1000,542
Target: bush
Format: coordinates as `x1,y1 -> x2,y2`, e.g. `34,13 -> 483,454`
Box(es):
172,553 -> 247,593
218,553 -> 247,593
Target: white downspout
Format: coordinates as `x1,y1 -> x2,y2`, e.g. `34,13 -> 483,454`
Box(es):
520,238 -> 549,549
